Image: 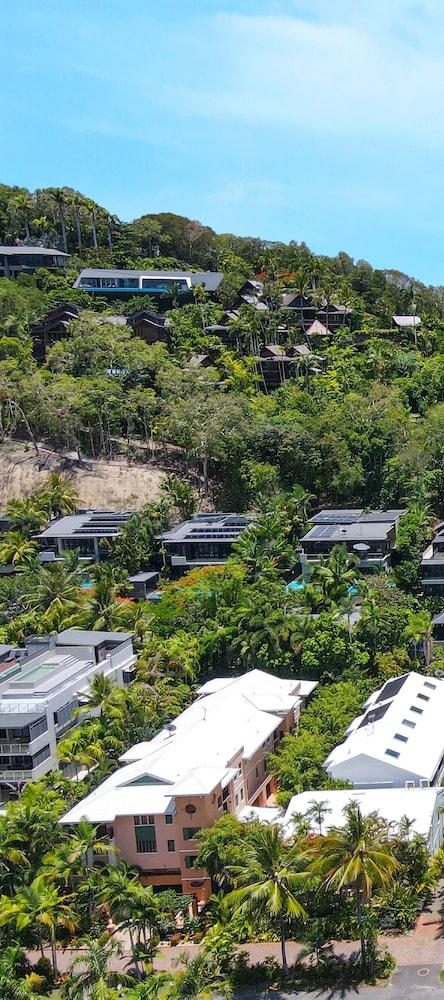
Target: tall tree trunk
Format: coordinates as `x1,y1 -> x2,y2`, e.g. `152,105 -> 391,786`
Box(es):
355,889 -> 366,970
59,208 -> 67,253
279,915 -> 288,974
107,224 -> 113,250
91,212 -> 98,248
50,930 -> 58,978
75,210 -> 82,248
24,218 -> 31,240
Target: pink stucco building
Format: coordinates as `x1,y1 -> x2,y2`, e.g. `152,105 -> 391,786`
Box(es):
61,670 -> 316,905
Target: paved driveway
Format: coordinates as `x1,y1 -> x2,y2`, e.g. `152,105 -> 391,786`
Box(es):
236,963 -> 444,998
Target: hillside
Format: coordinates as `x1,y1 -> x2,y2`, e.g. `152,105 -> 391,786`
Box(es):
0,441 -> 165,510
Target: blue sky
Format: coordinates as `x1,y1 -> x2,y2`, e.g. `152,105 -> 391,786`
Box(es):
2,0 -> 444,283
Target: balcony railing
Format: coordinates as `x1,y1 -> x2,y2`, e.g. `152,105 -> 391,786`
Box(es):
0,743 -> 29,754
0,769 -> 33,781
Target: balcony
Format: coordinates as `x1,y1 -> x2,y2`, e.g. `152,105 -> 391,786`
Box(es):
0,743 -> 29,754
0,769 -> 33,782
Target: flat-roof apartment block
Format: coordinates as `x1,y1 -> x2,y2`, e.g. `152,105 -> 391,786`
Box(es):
421,523 -> 444,595
0,246 -> 68,279
74,269 -> 223,297
325,672 -> 444,790
300,508 -> 406,573
61,670 -> 317,904
159,513 -> 249,570
36,510 -> 134,560
0,629 -> 135,801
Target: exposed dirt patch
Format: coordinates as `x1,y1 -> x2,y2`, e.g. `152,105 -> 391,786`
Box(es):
0,441 -> 166,510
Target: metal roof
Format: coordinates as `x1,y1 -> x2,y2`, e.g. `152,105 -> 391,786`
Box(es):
74,268 -> 223,291
57,629 -> 132,646
37,511 -> 134,540
0,245 -> 69,256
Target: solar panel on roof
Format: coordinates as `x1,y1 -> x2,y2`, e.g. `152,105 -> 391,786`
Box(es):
358,701 -> 391,728
373,675 -> 408,705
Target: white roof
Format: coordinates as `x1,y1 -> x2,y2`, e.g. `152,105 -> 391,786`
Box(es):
282,788 -> 442,840
62,669 -> 316,825
239,805 -> 283,825
393,315 -> 421,327
325,672 -> 444,783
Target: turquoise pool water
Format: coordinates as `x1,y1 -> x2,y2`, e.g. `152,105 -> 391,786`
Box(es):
286,580 -> 358,595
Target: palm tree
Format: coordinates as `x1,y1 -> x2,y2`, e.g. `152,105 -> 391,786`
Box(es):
58,726 -> 105,779
311,802 -> 398,968
225,825 -> 310,973
50,189 -> 68,252
0,820 -> 30,895
0,875 -> 76,976
76,672 -> 118,719
305,799 -> 332,836
86,566 -> 123,631
160,474 -> 197,520
61,935 -> 133,999
10,192 -> 33,241
0,531 -> 38,567
32,562 -> 81,618
162,952 -> 232,1000
70,193 -> 84,249
85,199 -> 99,248
32,214 -> 51,245
397,815 -> 416,841
98,863 -> 146,975
311,544 -> 359,605
67,819 -> 114,868
5,497 -> 47,537
39,473 -> 79,518
402,610 -> 432,662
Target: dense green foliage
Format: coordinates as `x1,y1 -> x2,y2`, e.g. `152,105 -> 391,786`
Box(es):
2,184 -> 444,994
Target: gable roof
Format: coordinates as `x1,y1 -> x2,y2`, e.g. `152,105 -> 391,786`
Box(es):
305,319 -> 332,337
325,671 -> 444,783
61,669 -> 317,824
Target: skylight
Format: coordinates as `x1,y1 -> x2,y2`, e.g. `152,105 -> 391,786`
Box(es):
394,733 -> 408,743
402,719 -> 416,728
385,748 -> 400,758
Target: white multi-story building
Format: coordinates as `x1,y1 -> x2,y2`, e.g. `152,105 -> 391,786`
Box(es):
325,672 -> 444,790
61,670 -> 317,905
0,629 -> 136,801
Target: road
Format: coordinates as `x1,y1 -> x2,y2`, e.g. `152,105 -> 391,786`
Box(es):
236,964 -> 444,998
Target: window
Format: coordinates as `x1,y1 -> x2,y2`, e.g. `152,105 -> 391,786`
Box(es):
255,767 -> 259,778
240,788 -> 244,800
183,827 -> 200,841
235,794 -> 238,806
264,760 -> 267,773
167,840 -> 175,852
165,814 -> 173,825
217,795 -> 222,809
417,693 -> 430,702
29,716 -> 48,740
424,681 -> 437,690
134,816 -> 156,853
394,733 -> 408,743
402,719 -> 416,728
184,856 -> 196,870
32,745 -> 51,768
385,748 -> 400,758
410,705 -> 423,714
54,700 -> 78,730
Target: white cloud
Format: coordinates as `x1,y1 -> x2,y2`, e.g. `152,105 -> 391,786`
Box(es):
159,5 -> 444,148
